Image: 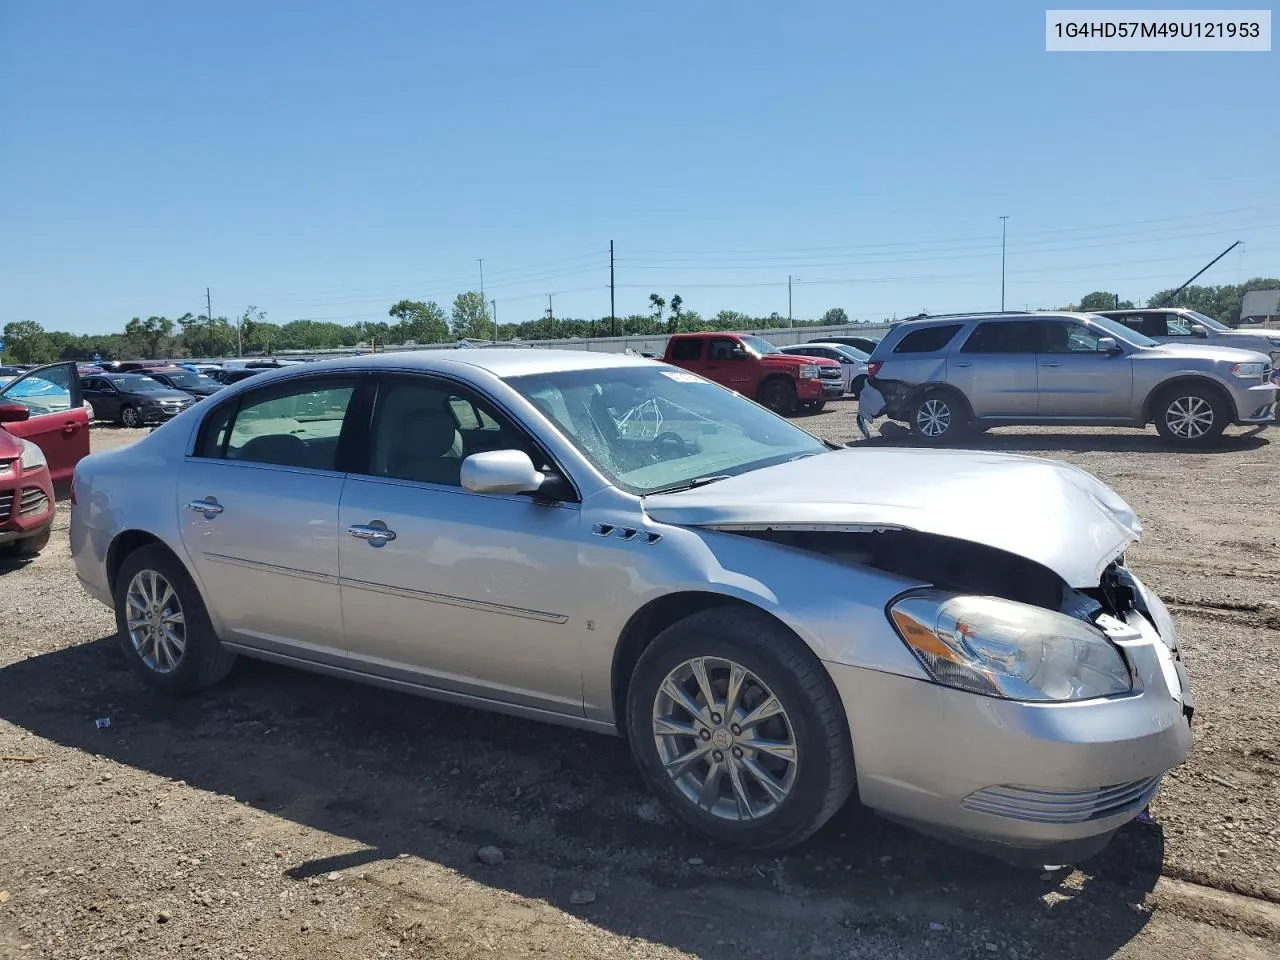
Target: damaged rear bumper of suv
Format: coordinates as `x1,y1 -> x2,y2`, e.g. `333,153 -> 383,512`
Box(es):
827,588 -> 1192,866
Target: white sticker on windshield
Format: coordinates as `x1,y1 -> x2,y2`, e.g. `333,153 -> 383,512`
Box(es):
661,370 -> 702,383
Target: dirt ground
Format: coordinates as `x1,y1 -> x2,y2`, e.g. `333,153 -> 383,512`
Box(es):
2,408 -> 1278,960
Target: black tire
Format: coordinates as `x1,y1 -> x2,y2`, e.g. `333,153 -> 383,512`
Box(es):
1152,384 -> 1228,446
112,544 -> 236,693
625,606 -> 855,851
802,400 -> 826,414
0,528 -> 50,559
908,390 -> 968,443
758,379 -> 798,417
850,376 -> 867,397
119,404 -> 140,429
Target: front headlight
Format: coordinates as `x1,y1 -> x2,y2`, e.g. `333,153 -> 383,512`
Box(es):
798,364 -> 819,380
888,592 -> 1132,702
1230,362 -> 1266,379
19,438 -> 47,471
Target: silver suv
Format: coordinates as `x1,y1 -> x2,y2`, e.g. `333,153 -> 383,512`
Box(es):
866,312 -> 1276,445
1093,307 -> 1280,363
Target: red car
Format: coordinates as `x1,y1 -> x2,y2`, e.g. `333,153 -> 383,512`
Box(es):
0,362 -> 90,557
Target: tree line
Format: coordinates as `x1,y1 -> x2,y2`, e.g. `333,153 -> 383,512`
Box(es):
3,279 -> 1277,365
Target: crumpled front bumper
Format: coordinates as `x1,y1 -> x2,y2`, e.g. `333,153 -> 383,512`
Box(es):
827,607 -> 1192,865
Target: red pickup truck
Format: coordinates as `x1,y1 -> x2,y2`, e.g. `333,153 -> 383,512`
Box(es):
662,332 -> 842,415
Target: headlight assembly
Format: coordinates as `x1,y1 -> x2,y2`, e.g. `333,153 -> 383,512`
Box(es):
797,364 -> 819,380
19,438 -> 47,471
888,592 -> 1132,702
1230,362 -> 1266,379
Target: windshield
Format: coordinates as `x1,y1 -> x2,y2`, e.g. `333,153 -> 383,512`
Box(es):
739,335 -> 780,355
111,374 -> 168,392
1185,311 -> 1230,331
828,344 -> 869,361
505,365 -> 827,495
1086,314 -> 1158,347
162,370 -> 218,388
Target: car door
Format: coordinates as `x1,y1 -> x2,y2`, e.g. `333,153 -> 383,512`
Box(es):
337,373 -> 584,715
1035,319 -> 1134,417
176,373 -> 363,660
0,362 -> 88,485
704,337 -> 755,394
949,321 -> 1040,417
81,377 -> 121,422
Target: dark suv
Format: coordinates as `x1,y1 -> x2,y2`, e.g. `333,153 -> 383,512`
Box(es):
865,312 -> 1276,445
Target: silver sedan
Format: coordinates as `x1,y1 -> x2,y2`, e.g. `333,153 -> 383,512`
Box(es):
70,349 -> 1192,863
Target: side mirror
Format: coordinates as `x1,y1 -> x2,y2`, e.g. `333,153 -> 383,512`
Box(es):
1097,337 -> 1122,354
729,347 -> 747,360
461,450 -> 546,496
1189,324 -> 1208,338
0,403 -> 30,424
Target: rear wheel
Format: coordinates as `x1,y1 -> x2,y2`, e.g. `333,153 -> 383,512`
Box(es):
113,544 -> 236,693
119,404 -> 140,428
625,607 -> 855,851
909,390 -> 968,443
758,380 -> 798,417
802,400 -> 826,414
1153,385 -> 1227,445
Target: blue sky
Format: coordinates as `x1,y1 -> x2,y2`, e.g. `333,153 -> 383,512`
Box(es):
1,1 -> 1276,335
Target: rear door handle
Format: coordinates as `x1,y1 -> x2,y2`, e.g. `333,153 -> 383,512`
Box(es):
952,361 -> 972,368
348,522 -> 397,546
187,498 -> 224,517
63,420 -> 82,434
1040,361 -> 1063,368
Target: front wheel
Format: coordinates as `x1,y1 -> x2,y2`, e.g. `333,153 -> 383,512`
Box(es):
119,405 -> 141,428
909,391 -> 968,443
1154,385 -> 1228,445
625,607 -> 855,851
758,380 -> 798,417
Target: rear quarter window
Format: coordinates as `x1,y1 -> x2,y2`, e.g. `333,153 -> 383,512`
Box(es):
669,338 -> 703,361
893,324 -> 963,354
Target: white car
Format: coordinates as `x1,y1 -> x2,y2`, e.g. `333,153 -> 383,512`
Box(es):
778,343 -> 870,396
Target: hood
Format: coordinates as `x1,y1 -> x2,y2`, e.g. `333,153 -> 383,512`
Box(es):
0,426 -> 22,459
130,388 -> 194,402
1215,329 -> 1280,347
643,448 -> 1141,588
1143,342 -> 1271,364
762,353 -> 839,368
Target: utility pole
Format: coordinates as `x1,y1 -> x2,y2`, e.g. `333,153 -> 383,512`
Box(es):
999,216 -> 1009,311
1157,241 -> 1242,307
206,287 -> 213,358
490,299 -> 497,343
788,275 -> 793,328
610,240 -> 617,337
546,294 -> 554,321
477,258 -> 485,304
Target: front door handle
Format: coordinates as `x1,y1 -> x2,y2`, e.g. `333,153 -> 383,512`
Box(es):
348,522 -> 397,547
952,361 -> 972,368
1040,361 -> 1063,367
63,420 -> 83,434
187,498 -> 224,517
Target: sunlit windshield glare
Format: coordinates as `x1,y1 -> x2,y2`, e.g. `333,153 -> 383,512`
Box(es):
1185,311 -> 1229,331
1088,314 -> 1157,347
505,365 -> 827,495
114,375 -> 166,391
739,335 -> 779,355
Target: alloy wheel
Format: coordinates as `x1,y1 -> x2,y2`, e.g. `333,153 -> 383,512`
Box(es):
651,656 -> 798,822
1165,396 -> 1214,439
121,407 -> 140,428
916,398 -> 951,437
125,569 -> 187,673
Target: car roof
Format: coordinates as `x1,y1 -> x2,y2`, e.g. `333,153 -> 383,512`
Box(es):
890,311 -> 1101,328
260,348 -> 657,379
1094,308 -> 1183,315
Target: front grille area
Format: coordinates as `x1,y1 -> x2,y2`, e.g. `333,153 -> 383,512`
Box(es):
0,490 -> 12,522
819,366 -> 842,380
19,487 -> 49,518
961,776 -> 1161,824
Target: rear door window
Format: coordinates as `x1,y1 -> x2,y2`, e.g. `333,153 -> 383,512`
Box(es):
893,324 -> 963,354
669,338 -> 703,361
960,321 -> 1041,354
